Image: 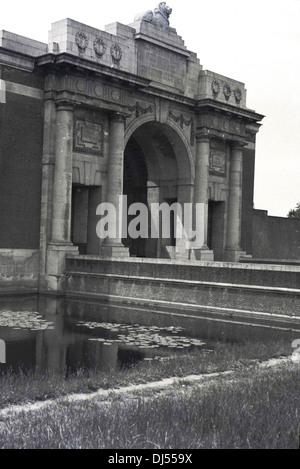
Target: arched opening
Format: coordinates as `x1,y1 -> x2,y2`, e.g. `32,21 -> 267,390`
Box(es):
123,121 -> 193,258
123,137 -> 148,257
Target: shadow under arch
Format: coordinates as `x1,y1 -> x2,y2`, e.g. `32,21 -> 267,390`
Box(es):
123,119 -> 195,258
125,116 -> 195,183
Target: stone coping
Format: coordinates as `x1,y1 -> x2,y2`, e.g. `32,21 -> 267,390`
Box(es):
65,255 -> 300,272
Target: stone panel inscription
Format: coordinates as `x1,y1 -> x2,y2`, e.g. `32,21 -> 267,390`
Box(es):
209,150 -> 226,176
74,119 -> 104,156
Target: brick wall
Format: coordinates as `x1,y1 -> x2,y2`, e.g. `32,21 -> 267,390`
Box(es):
0,66 -> 44,248
253,209 -> 300,260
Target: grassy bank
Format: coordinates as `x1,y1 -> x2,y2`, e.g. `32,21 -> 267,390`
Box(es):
0,337 -> 293,409
0,362 -> 300,448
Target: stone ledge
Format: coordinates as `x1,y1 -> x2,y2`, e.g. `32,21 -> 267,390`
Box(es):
65,254 -> 300,272
66,270 -> 300,295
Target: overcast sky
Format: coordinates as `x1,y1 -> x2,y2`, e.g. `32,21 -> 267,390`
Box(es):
2,0 -> 300,217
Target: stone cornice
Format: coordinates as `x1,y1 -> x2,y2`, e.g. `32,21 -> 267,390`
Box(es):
36,53 -> 151,88
196,99 -> 264,124
0,47 -> 35,72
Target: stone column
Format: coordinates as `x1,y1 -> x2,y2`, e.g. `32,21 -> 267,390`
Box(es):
47,102 -> 78,284
190,136 -> 214,260
51,102 -> 74,244
101,113 -> 129,257
224,142 -> 247,261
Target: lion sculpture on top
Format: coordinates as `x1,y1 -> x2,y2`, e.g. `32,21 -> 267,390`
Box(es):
134,2 -> 172,29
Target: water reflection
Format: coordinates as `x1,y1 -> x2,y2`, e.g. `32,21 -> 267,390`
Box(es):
0,294 -> 298,377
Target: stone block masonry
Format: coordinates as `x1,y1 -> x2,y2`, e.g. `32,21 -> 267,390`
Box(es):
65,257 -> 300,328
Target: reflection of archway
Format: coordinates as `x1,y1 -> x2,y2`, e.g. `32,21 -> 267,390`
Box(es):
123,121 -> 193,258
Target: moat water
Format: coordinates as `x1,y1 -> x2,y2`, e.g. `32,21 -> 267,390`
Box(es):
0,295 -> 297,377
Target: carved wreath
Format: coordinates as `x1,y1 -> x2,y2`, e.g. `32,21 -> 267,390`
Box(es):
111,44 -> 122,64
211,80 -> 220,96
94,37 -> 106,57
75,31 -> 88,52
234,88 -> 242,104
223,83 -> 231,101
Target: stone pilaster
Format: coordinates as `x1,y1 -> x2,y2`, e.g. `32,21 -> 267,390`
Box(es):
46,101 -> 78,284
224,142 -> 247,262
190,135 -> 214,260
101,113 -> 129,257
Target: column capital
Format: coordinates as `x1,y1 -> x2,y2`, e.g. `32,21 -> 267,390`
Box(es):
109,112 -> 126,124
230,140 -> 247,151
195,134 -> 211,143
55,100 -> 74,112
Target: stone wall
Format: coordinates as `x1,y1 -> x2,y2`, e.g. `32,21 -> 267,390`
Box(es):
253,209 -> 300,260
65,257 -> 300,327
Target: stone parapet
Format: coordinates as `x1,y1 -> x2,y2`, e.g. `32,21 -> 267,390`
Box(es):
65,257 -> 300,322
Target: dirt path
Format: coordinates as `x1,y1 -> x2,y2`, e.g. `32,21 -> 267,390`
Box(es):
0,355 -> 292,419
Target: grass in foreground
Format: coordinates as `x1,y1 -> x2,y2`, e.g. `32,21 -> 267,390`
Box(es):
0,362 -> 300,448
0,337 -> 293,409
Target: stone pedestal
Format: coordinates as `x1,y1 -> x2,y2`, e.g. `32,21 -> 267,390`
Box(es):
101,113 -> 129,258
190,136 -> 214,261
224,142 -> 246,262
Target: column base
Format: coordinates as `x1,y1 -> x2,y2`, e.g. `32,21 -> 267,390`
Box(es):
47,243 -> 79,276
166,246 -> 189,260
223,249 -> 248,262
100,245 -> 130,258
190,248 -> 214,261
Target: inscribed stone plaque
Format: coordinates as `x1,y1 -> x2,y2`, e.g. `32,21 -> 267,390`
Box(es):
73,119 -> 104,156
209,150 -> 226,176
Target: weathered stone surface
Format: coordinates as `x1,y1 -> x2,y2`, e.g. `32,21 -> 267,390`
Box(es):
65,257 -> 300,319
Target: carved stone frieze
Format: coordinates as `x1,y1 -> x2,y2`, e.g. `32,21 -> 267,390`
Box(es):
127,101 -> 153,119
50,75 -> 126,105
168,111 -> 195,146
198,113 -> 246,138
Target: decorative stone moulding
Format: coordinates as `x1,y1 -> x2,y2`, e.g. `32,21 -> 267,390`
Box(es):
223,83 -> 231,101
75,31 -> 89,52
93,37 -> 106,57
234,88 -> 242,104
111,44 -> 122,64
127,102 -> 153,119
168,111 -> 195,146
211,79 -> 220,96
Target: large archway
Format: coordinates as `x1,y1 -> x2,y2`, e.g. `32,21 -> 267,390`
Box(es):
123,121 -> 194,258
